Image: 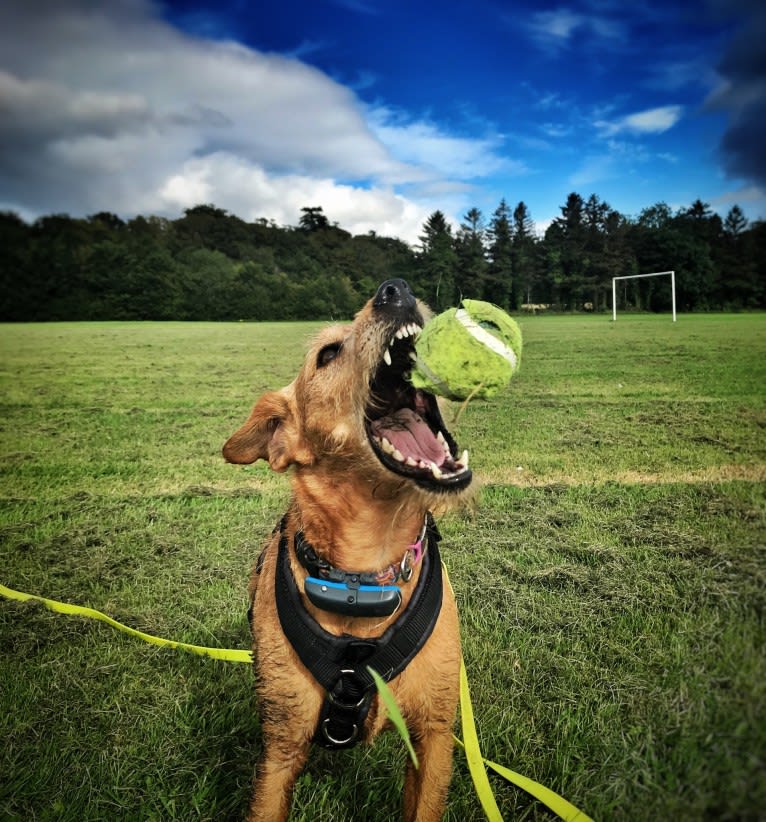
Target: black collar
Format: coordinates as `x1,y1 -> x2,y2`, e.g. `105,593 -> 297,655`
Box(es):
293,516 -> 428,586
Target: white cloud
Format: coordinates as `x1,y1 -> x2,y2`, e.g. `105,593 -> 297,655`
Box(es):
569,155 -> 618,187
568,136 -> 670,187
540,122 -> 572,139
368,107 -> 527,182
524,7 -> 625,52
595,105 -> 683,136
647,57 -> 717,93
156,152 -> 432,242
0,0 -> 505,242
530,8 -> 584,41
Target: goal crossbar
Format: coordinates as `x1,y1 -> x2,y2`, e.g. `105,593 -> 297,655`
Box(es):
612,270 -> 676,321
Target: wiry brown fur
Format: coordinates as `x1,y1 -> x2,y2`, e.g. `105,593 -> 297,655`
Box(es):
224,290 -> 465,822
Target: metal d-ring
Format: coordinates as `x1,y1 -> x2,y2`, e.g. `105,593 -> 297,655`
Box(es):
322,718 -> 359,746
400,550 -> 414,582
327,669 -> 367,709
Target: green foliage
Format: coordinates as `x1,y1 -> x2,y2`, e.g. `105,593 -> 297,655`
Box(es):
1,191 -> 765,321
511,201 -> 541,309
299,206 -> 331,232
455,208 -> 488,301
368,667 -> 419,769
485,199 -> 514,309
418,209 -> 459,311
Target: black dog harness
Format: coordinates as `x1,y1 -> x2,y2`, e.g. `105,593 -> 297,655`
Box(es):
271,514 -> 443,749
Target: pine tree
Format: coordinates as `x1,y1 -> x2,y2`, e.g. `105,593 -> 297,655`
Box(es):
418,211 -> 458,310
486,199 -> 513,308
547,192 -> 587,309
718,204 -> 758,307
724,204 -> 748,236
512,201 -> 537,308
454,207 -> 487,299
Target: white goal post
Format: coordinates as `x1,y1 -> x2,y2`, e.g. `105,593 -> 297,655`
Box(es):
612,270 -> 676,322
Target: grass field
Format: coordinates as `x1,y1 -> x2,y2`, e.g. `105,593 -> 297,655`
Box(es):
1,313 -> 765,821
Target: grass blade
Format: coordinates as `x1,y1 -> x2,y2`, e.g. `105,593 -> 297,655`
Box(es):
367,666 -> 418,769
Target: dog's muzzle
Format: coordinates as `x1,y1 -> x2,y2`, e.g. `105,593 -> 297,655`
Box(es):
365,280 -> 472,493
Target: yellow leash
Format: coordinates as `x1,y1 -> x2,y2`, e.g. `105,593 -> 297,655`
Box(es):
1,581 -> 592,821
0,582 -> 252,663
456,659 -> 592,821
442,569 -> 594,822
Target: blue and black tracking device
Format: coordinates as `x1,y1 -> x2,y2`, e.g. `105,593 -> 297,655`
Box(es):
304,577 -> 402,617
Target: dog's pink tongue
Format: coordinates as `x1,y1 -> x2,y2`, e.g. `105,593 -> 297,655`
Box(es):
371,408 -> 446,466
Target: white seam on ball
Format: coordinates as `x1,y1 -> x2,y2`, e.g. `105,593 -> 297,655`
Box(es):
414,355 -> 451,397
454,308 -> 517,368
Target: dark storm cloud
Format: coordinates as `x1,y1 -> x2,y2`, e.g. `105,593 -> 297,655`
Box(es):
709,2 -> 766,187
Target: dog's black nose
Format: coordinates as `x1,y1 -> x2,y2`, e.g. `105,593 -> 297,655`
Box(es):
373,279 -> 416,311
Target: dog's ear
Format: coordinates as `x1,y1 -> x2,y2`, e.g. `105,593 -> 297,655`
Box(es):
222,387 -> 311,472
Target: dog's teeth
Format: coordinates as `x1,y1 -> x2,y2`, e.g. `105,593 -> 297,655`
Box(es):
408,351 -> 417,362
436,430 -> 446,444
460,449 -> 469,468
430,462 -> 443,479
395,330 -> 404,340
383,347 -> 392,366
381,436 -> 394,454
392,448 -> 405,462
411,324 -> 422,336
405,456 -> 417,466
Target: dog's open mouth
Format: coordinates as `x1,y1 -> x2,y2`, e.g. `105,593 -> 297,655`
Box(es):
365,322 -> 472,492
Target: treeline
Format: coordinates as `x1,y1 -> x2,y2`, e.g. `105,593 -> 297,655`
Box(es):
427,195 -> 765,313
1,194 -> 764,322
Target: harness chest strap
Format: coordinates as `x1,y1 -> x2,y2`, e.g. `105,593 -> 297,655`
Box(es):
273,517 -> 444,749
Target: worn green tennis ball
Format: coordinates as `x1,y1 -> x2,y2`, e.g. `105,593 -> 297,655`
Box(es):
410,299 -> 522,400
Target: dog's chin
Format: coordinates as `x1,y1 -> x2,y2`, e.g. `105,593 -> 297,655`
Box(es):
364,324 -> 472,495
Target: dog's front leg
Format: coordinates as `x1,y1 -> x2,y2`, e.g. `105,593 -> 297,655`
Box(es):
247,736 -> 311,822
246,669 -> 319,822
403,725 -> 455,822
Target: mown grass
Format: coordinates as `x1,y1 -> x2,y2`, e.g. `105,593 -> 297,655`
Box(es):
1,313 -> 765,821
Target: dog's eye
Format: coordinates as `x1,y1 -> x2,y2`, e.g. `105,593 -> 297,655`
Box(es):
317,343 -> 342,368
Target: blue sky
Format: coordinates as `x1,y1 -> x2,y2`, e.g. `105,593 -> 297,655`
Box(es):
1,0 -> 764,242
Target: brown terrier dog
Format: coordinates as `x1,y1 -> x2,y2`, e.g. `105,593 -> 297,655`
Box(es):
223,279 -> 472,821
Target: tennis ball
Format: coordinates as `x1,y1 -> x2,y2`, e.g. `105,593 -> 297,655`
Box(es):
410,299 -> 522,400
